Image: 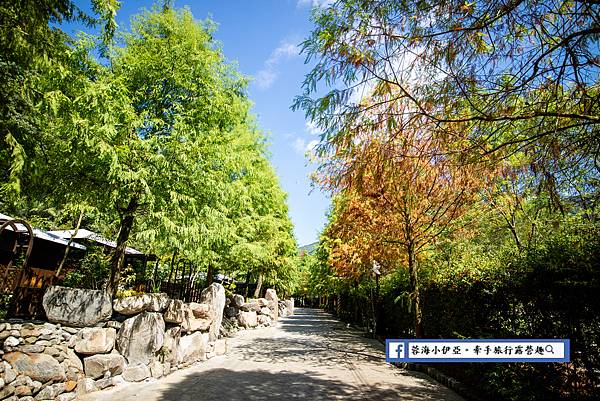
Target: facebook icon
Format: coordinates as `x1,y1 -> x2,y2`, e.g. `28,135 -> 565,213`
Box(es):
386,340 -> 406,362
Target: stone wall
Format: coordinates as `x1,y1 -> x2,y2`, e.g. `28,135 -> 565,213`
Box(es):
0,285 -> 294,401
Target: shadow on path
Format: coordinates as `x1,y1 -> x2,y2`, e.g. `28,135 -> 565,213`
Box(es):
155,368 -> 449,401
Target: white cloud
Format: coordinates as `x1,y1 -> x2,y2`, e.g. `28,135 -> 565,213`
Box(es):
255,40 -> 300,90
305,120 -> 321,135
255,69 -> 277,90
297,0 -> 334,8
293,138 -> 319,155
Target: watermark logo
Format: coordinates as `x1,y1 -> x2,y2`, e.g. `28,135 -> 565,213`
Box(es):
386,339 -> 570,363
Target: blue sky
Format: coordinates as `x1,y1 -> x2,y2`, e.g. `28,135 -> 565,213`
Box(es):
68,0 -> 332,246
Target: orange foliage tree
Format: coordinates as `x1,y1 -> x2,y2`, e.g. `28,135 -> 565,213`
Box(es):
320,100 -> 492,337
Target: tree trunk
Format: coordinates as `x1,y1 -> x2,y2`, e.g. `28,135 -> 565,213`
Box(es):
408,243 -> 424,338
253,273 -> 263,298
244,271 -> 251,298
106,198 -> 138,297
206,263 -> 214,286
55,209 -> 84,278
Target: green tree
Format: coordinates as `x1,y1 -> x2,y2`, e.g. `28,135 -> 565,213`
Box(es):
294,0 -> 600,178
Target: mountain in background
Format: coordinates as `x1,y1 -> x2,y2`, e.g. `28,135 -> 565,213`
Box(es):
298,242 -> 318,256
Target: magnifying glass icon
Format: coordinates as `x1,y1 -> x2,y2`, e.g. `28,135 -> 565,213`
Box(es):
545,345 -> 554,354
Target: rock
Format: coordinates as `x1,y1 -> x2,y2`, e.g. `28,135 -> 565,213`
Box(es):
3,362 -> 17,383
162,327 -> 181,365
200,283 -> 226,342
278,301 -> 288,317
257,315 -> 272,326
74,327 -> 116,354
65,348 -> 83,371
266,288 -> 279,321
122,364 -> 150,382
64,380 -> 77,392
20,327 -> 41,338
163,299 -> 185,324
95,377 -> 113,390
106,321 -> 122,330
113,293 -> 169,315
117,312 -> 164,366
231,294 -> 245,308
259,307 -> 272,316
31,380 -> 42,393
76,378 -> 98,395
240,302 -> 261,313
111,375 -> 125,386
62,327 -> 79,335
178,332 -> 208,363
13,385 -> 31,397
265,288 -> 277,302
35,382 -> 65,400
43,286 -> 112,327
257,298 -> 268,307
3,336 -> 20,350
0,385 -> 15,399
214,339 -> 227,356
57,392 -> 77,401
284,299 -> 294,315
181,305 -> 211,333
224,307 -> 239,318
149,360 -> 163,378
237,311 -> 258,328
4,352 -> 65,382
19,345 -> 44,354
188,302 -> 212,319
83,354 -> 125,379
66,366 -> 83,382
11,375 -> 33,388
43,346 -> 61,357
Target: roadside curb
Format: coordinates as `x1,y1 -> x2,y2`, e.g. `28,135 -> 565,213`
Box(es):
392,362 -> 487,401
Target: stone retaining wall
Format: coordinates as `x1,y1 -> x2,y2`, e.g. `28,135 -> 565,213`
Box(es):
0,284 -> 294,401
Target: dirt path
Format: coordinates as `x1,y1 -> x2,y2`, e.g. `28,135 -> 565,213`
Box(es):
81,308 -> 464,400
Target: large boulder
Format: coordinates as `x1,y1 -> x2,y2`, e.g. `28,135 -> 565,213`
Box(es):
278,301 -> 289,317
257,298 -> 269,307
74,327 -> 116,354
199,283 -> 226,341
188,302 -> 212,319
43,286 -> 112,327
181,305 -> 212,333
284,298 -> 294,315
231,294 -> 244,308
178,332 -> 209,363
83,354 -> 125,379
257,314 -> 272,326
122,364 -> 150,382
4,352 -> 65,382
113,293 -> 169,315
116,312 -> 165,365
240,302 -> 261,313
162,327 -> 181,365
163,299 -> 185,324
265,288 -> 279,321
237,311 -> 258,328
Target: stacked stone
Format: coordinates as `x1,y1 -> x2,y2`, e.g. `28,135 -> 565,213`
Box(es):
221,290 -> 294,334
0,283 -> 228,401
0,320 -> 83,401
